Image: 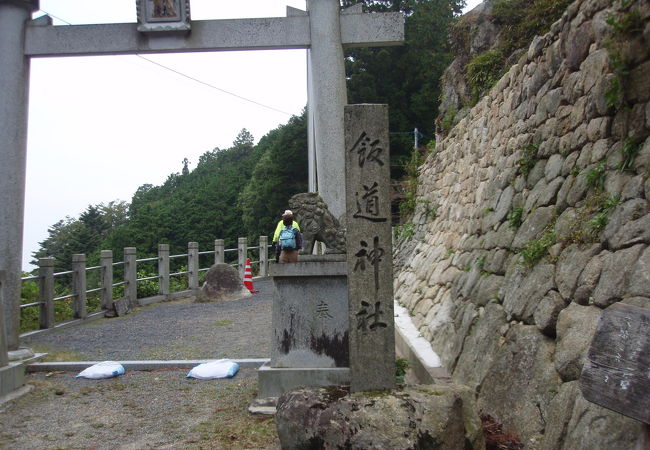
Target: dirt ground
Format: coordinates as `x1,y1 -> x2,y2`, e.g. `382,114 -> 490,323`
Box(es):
2,280 -> 280,449
0,367 -> 280,449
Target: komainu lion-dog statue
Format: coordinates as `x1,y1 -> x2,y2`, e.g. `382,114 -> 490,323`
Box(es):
288,192 -> 346,254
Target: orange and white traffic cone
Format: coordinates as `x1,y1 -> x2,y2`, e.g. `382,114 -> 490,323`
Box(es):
243,258 -> 258,293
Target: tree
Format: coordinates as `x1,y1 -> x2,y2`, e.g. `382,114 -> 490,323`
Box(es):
343,0 -> 465,177
32,201 -> 131,272
239,112 -> 308,241
31,217 -> 84,271
233,128 -> 254,148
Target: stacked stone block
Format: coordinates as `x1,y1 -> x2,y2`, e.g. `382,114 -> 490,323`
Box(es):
394,0 -> 649,448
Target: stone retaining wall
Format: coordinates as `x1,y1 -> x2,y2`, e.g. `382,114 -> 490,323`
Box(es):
393,0 -> 649,448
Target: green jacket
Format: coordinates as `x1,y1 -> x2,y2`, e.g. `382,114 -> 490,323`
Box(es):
273,220 -> 300,242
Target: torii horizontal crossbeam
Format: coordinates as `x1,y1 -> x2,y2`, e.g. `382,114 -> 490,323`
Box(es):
24,13 -> 404,57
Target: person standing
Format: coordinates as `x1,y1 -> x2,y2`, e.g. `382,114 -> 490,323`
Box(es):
273,210 -> 302,263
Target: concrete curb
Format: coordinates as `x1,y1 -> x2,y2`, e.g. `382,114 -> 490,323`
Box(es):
19,311 -> 105,340
27,358 -> 270,372
394,321 -> 451,385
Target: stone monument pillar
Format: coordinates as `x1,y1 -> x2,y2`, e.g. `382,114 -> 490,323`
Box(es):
0,0 -> 39,350
344,104 -> 395,392
306,0 -> 348,224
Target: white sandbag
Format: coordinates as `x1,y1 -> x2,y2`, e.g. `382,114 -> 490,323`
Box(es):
186,359 -> 239,380
76,361 -> 125,379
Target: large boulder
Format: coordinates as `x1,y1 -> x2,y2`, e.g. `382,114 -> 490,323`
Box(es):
540,382 -> 644,450
453,302 -> 508,392
554,303 -> 601,382
478,325 -> 561,448
275,384 -> 485,450
195,263 -> 251,303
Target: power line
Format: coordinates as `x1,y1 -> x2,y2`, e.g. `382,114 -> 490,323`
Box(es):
36,10 -> 294,117
135,54 -> 293,116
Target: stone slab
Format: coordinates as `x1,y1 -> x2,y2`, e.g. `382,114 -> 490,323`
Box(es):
270,260 -> 347,277
298,254 -> 346,263
257,363 -> 350,399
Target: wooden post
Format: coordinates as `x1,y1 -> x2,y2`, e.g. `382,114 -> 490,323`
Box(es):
72,254 -> 87,319
100,250 -> 113,310
188,242 -> 199,291
124,247 -> 137,308
38,257 -> 54,329
215,239 -> 224,265
0,270 -> 8,367
238,237 -> 247,280
259,235 -> 268,277
158,244 -> 170,296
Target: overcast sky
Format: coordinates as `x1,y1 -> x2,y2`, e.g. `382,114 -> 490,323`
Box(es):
23,0 -> 482,270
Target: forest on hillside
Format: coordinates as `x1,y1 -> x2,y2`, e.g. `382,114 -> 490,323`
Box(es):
30,0 -> 466,274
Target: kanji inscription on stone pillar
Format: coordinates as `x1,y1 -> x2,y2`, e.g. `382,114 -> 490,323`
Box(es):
345,104 -> 395,392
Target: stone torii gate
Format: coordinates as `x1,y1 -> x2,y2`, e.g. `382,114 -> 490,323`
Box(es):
0,0 -> 403,351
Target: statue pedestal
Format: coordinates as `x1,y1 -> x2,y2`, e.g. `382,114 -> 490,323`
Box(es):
255,255 -> 350,403
0,362 -> 25,398
1,349 -> 43,399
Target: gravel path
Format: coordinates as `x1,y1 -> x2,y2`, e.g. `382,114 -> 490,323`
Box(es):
21,279 -> 274,361
1,279 -> 280,449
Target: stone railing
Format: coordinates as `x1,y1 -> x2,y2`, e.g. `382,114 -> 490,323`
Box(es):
19,237 -> 270,336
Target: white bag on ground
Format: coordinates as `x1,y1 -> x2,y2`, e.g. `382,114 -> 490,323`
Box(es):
187,359 -> 239,380
76,361 -> 125,379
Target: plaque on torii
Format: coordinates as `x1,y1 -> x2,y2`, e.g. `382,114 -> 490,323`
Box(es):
136,0 -> 191,33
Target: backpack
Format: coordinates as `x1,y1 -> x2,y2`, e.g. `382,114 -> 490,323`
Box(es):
279,226 -> 296,250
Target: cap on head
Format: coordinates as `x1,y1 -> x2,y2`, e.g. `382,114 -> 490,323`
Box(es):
282,210 -> 293,217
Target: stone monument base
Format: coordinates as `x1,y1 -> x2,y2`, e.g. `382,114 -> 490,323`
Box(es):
253,254 -> 349,412
256,363 -> 350,401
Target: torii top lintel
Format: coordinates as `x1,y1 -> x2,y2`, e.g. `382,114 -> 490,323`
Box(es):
24,4 -> 404,58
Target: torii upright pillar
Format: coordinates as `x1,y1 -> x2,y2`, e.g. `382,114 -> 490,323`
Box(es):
0,0 -> 39,351
306,0 -> 347,223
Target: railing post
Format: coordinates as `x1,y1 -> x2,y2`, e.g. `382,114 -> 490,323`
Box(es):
0,270 -> 8,367
215,239 -> 224,265
259,236 -> 268,277
238,237 -> 247,280
72,254 -> 87,319
100,250 -> 113,310
38,257 -> 55,329
124,247 -> 137,308
158,244 -> 170,296
188,242 -> 199,291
